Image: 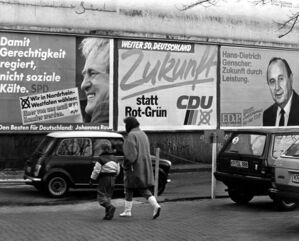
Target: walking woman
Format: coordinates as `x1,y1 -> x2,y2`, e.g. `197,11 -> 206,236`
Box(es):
120,117 -> 161,219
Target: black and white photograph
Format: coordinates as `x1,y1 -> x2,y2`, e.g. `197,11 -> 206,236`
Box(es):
2,0 -> 299,241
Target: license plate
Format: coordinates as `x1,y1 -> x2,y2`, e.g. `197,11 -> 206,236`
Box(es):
230,160 -> 248,168
292,174 -> 299,183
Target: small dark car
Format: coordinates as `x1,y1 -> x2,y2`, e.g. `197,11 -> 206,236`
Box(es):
24,131 -> 171,198
214,128 -> 299,211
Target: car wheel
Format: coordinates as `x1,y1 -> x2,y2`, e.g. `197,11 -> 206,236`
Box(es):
150,170 -> 167,196
157,171 -> 167,195
46,174 -> 69,198
228,189 -> 254,204
272,198 -> 297,211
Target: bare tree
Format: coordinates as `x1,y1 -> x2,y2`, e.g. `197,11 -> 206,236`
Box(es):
180,0 -> 299,38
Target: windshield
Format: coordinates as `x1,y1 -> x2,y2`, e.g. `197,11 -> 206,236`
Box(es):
284,141 -> 299,157
272,135 -> 299,158
224,133 -> 266,156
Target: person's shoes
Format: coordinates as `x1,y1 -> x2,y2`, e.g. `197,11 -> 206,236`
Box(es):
104,205 -> 116,220
119,201 -> 132,217
148,196 -> 161,219
119,210 -> 132,217
153,206 -> 161,219
103,207 -> 109,220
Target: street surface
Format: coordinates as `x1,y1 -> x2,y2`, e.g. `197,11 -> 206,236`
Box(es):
1,197 -> 299,241
2,170 -> 298,241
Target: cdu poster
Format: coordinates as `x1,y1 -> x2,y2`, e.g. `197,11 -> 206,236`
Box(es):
117,39 -> 218,131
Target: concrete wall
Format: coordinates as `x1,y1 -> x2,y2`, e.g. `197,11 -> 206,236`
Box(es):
0,0 -> 299,47
0,134 -> 44,169
0,132 -> 212,170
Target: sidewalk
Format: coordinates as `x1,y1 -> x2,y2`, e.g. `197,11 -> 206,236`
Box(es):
0,163 -> 212,183
0,163 -> 226,207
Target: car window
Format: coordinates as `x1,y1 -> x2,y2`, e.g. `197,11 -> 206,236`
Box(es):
110,138 -> 124,156
57,138 -> 92,157
281,140 -> 299,157
224,134 -> 266,156
93,138 -> 124,157
34,136 -> 55,155
272,135 -> 299,158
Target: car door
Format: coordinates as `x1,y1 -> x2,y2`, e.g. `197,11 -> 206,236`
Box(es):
55,137 -> 93,184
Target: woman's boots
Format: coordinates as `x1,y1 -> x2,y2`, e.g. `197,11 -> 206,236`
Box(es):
148,196 -> 161,219
119,200 -> 132,217
120,196 -> 161,219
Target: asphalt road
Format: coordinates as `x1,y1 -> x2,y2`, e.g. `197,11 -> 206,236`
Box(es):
0,171 -> 227,206
2,171 -> 298,241
1,197 -> 299,241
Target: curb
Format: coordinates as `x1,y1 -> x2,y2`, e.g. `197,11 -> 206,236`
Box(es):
0,195 -> 229,207
0,164 -> 212,183
170,166 -> 211,173
0,179 -> 25,184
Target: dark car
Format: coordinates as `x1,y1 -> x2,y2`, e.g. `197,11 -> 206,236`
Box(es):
214,128 -> 299,211
24,131 -> 171,198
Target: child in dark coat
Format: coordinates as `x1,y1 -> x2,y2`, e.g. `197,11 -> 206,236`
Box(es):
90,139 -> 120,220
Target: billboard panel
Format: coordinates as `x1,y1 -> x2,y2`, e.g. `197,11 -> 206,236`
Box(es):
0,33 -> 112,132
220,46 -> 299,128
117,39 -> 218,130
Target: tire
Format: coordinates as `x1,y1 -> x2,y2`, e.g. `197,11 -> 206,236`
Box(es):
150,170 -> 167,196
272,198 -> 297,211
157,172 -> 167,195
228,189 -> 254,204
46,174 -> 69,198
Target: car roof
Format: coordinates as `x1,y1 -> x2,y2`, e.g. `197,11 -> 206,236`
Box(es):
47,131 -> 123,139
227,128 -> 299,134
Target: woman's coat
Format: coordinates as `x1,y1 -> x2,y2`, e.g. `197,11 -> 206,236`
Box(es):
123,127 -> 154,189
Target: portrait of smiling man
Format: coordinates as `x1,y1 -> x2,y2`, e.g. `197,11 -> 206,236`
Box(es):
80,38 -> 110,125
263,57 -> 299,126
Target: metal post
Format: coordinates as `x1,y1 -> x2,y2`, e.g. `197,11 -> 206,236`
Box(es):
154,147 -> 160,198
211,133 -> 217,199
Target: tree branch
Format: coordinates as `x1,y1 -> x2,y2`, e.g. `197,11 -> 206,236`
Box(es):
277,12 -> 299,38
249,0 -> 273,5
178,0 -> 218,11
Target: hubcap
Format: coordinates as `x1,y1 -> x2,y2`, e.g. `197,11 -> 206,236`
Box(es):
49,177 -> 66,196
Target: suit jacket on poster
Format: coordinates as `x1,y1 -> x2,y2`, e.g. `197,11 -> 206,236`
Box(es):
263,91 -> 299,126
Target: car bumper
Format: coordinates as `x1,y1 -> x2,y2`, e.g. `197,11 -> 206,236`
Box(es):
24,174 -> 42,183
268,187 -> 299,202
214,171 -> 271,183
214,171 -> 272,194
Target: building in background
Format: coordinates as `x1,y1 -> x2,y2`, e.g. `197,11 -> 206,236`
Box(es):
1,0 -> 299,169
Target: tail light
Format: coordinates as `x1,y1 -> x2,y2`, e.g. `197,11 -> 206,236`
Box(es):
34,164 -> 41,176
261,159 -> 268,167
260,159 -> 268,175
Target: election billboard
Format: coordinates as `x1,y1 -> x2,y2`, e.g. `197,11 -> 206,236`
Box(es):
117,39 -> 218,131
0,33 -> 112,132
220,46 -> 299,127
